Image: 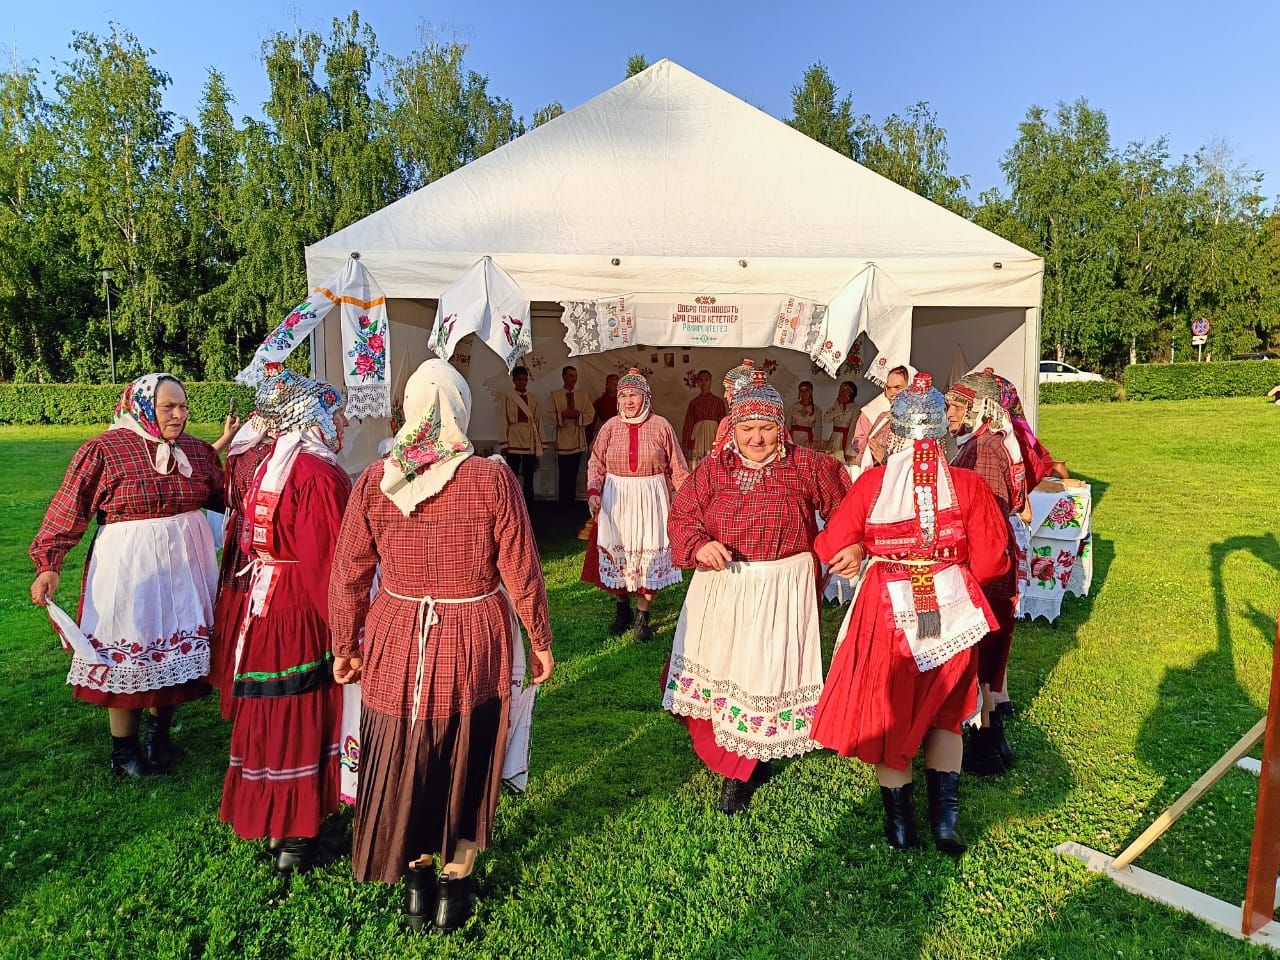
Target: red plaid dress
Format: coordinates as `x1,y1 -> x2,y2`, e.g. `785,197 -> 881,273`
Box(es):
681,393 -> 728,452
952,432 -> 1020,688
329,456 -> 551,720
29,428 -> 224,708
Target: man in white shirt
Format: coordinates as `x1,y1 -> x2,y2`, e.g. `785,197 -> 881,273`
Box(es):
547,365 -> 594,508
500,365 -> 544,503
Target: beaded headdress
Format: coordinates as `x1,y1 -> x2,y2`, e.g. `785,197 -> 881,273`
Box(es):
722,358 -> 756,392
255,363 -> 344,450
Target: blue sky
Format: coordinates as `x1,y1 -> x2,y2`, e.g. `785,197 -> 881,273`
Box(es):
5,0 -> 1277,201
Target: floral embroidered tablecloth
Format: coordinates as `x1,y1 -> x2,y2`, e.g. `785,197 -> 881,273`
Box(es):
1017,482 -> 1092,623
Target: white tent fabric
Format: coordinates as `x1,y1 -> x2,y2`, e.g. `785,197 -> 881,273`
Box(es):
428,256 -> 532,373
305,59 -> 1044,479
307,60 -> 1040,307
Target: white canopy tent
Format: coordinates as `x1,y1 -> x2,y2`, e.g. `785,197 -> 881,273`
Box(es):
306,59 -> 1043,488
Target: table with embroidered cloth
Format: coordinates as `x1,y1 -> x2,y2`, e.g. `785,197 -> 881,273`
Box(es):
1017,479 -> 1092,623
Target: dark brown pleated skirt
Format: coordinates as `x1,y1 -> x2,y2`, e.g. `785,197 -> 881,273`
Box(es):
352,697 -> 510,883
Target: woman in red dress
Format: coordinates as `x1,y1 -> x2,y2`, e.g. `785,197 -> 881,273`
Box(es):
219,368 -> 351,873
329,358 -> 553,933
210,413 -> 275,719
665,372 -> 850,814
813,374 -> 1010,855
29,374 -> 234,776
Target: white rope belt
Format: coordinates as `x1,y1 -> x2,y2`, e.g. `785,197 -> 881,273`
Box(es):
384,585 -> 503,729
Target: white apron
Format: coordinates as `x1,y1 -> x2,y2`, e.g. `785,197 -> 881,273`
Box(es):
663,552 -> 823,761
596,474 -> 682,593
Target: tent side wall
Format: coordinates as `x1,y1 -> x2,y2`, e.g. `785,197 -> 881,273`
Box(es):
317,301 -> 1040,489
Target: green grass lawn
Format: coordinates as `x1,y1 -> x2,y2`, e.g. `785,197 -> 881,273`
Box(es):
1,399 -> 1278,959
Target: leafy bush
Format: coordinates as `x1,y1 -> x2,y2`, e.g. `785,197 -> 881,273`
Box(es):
0,381 -> 255,424
1040,380 -> 1122,404
1123,360 -> 1280,400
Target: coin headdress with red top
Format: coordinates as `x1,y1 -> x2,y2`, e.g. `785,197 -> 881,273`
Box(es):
722,358 -> 756,394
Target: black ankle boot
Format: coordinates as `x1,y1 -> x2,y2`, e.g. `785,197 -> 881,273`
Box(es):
144,712 -> 180,771
109,734 -> 156,779
718,775 -> 755,815
633,609 -> 652,644
403,865 -> 437,932
433,872 -> 476,932
992,714 -> 1015,769
609,599 -> 634,635
962,726 -> 1007,776
925,769 -> 966,856
274,837 -> 316,875
878,783 -> 921,849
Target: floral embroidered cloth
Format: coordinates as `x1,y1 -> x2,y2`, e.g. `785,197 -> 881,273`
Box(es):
236,258 -> 391,419
1017,481 -> 1093,623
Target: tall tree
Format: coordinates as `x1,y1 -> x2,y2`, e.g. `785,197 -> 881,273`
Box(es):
51,26 -> 182,380
860,101 -> 972,216
787,62 -> 866,160
389,29 -> 521,190
531,101 -> 564,128
625,53 -> 649,78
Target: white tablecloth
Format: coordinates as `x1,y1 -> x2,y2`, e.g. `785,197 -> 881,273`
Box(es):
1017,481 -> 1093,623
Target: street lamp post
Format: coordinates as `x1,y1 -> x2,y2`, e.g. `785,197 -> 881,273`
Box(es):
102,269 -> 116,384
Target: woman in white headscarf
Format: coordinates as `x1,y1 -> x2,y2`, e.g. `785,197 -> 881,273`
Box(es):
29,374 -> 235,777
328,359 -> 554,934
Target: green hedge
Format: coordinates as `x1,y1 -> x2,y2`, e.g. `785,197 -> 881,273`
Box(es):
1040,380 -> 1122,404
1124,360 -> 1280,400
0,381 -> 255,425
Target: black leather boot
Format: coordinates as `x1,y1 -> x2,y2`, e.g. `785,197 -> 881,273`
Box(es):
273,837 -> 316,875
718,775 -> 754,815
432,872 -> 477,932
144,710 -> 180,771
992,713 -> 1015,769
962,726 -> 1007,776
403,864 -> 437,933
109,734 -> 156,779
633,609 -> 653,644
609,599 -> 634,635
878,783 -> 921,849
925,769 -> 966,856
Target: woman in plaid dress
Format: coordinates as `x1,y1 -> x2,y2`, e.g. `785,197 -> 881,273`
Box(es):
329,359 -> 553,933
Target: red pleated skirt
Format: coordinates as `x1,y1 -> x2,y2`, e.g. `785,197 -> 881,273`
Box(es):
209,586 -> 247,720
813,583 -> 978,772
220,683 -> 342,839
72,678 -> 210,709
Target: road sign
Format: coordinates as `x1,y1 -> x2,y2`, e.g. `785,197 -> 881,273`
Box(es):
1192,317 -> 1211,337
1191,335 -> 1208,346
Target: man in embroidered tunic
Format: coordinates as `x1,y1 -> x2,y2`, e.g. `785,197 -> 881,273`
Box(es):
547,365 -> 595,507
500,365 -> 543,503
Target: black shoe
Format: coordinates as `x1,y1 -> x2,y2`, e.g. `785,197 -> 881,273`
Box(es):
925,769 -> 966,856
878,783 -> 922,850
718,775 -> 755,816
609,600 -> 635,635
404,865 -> 437,933
750,762 -> 774,787
962,727 -> 1008,776
109,736 -> 157,779
633,609 -> 653,644
274,837 -> 316,875
433,872 -> 476,932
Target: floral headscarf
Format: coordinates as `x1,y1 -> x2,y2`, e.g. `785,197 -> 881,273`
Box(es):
111,373 -> 192,477
380,359 -> 474,516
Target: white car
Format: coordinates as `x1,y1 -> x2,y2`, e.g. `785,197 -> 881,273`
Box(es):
1039,360 -> 1104,384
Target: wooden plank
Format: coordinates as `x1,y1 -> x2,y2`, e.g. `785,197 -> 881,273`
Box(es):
1056,842 -> 1280,951
1111,718 -> 1267,870
1244,620 -> 1280,935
